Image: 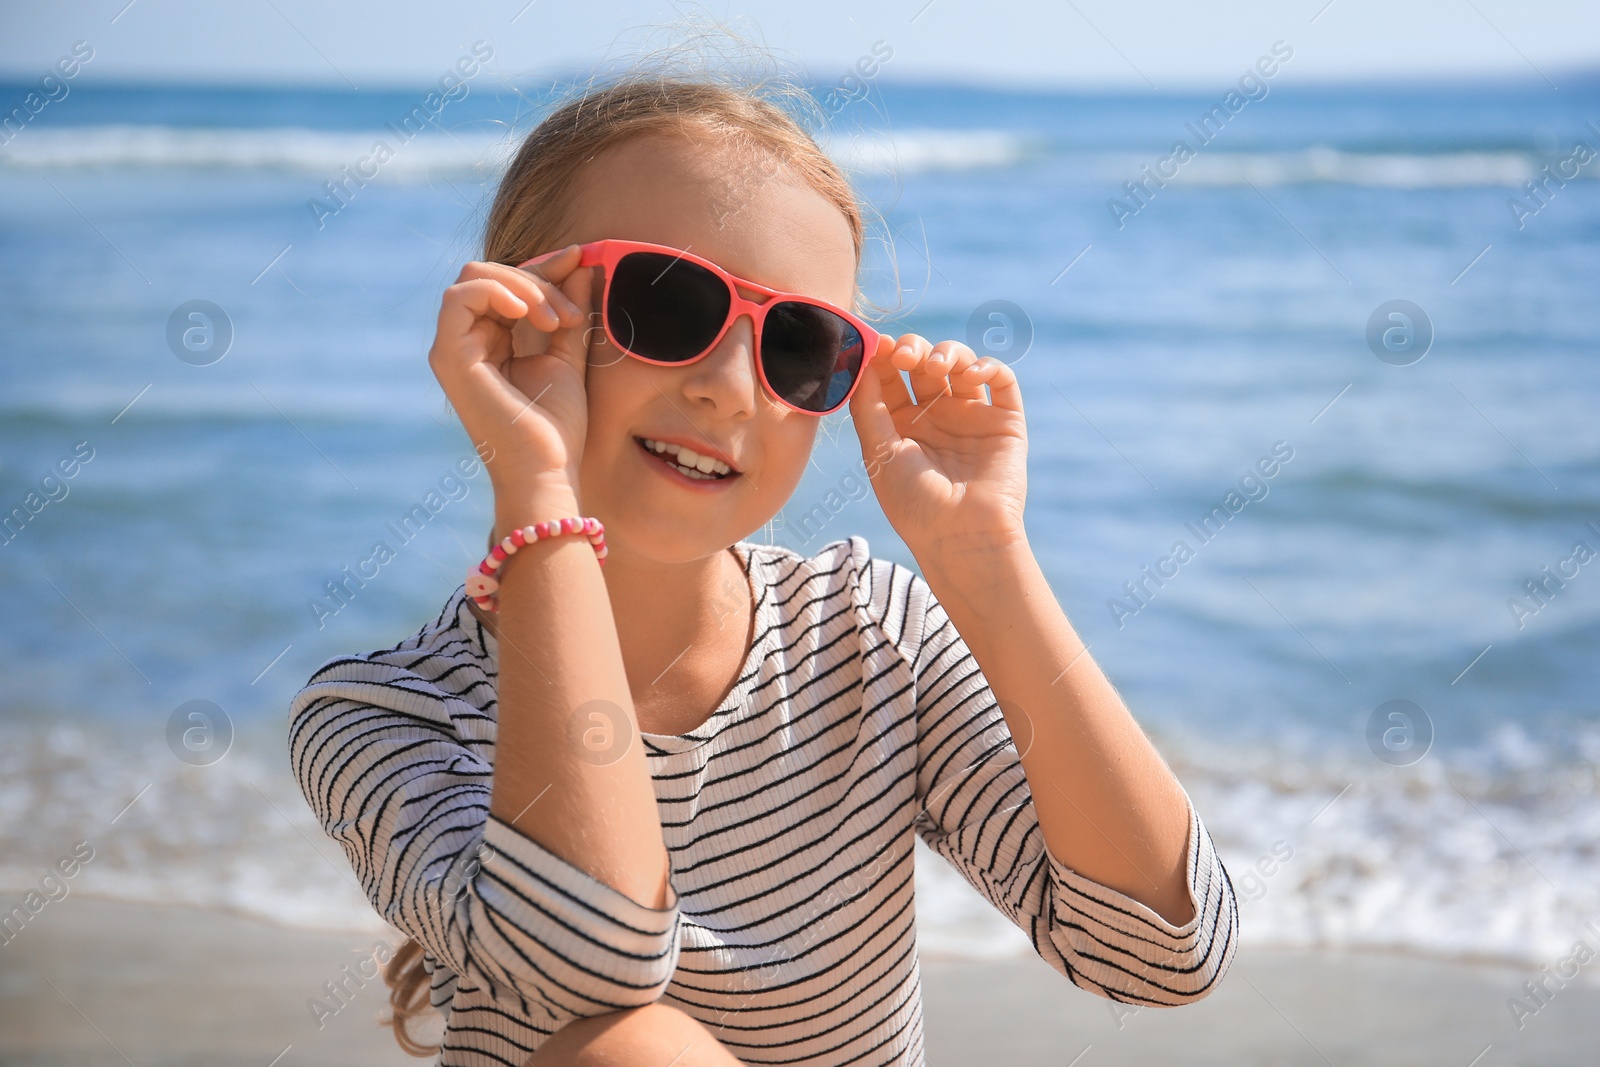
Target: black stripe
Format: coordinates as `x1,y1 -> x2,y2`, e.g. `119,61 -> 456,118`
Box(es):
284,535 -> 1239,1066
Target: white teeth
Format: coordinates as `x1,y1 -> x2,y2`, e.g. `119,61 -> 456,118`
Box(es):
640,438 -> 733,477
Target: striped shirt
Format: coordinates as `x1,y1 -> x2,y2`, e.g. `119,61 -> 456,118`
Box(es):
289,534 -> 1238,1066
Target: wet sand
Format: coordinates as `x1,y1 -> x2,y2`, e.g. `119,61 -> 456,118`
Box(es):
2,896 -> 1596,1066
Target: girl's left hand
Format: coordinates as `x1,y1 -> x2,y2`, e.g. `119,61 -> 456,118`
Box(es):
849,332 -> 1029,558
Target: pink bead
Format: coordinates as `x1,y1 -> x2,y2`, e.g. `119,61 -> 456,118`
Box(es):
469,516 -> 607,588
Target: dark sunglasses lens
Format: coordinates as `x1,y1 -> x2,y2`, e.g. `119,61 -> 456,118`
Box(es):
761,302 -> 866,413
607,252 -> 729,362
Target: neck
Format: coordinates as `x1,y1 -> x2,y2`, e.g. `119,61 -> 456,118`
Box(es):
605,540 -> 749,692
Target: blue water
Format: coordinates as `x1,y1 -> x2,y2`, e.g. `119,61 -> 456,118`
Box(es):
2,75 -> 1597,960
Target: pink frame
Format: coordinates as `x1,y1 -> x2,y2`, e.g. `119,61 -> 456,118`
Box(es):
516,238 -> 880,416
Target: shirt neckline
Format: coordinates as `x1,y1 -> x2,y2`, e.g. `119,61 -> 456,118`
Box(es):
454,539 -> 774,756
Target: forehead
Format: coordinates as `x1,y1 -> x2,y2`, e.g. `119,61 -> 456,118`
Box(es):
563,131 -> 858,306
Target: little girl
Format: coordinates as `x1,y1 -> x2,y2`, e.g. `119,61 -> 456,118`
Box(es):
290,72 -> 1237,1066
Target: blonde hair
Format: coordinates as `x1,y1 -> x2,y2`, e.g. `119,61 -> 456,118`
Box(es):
381,34 -> 889,1058
484,77 -> 873,282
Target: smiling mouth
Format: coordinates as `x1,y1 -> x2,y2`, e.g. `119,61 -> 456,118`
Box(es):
634,436 -> 739,481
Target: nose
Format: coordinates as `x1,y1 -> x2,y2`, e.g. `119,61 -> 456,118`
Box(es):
680,288 -> 767,416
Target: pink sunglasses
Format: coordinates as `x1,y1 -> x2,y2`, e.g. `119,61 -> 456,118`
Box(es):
516,238 -> 880,416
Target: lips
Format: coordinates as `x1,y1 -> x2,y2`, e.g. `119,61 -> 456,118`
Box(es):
634,436 -> 741,483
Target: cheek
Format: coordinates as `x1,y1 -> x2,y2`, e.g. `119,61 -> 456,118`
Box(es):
757,416 -> 818,501
576,358 -> 639,476
583,348 -> 643,422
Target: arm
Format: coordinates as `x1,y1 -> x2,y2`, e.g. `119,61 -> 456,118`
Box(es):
486,480 -> 673,912
426,252 -> 672,913
918,531 -> 1193,924
288,654 -> 681,1024
292,250 -> 682,1026
849,332 -> 1237,1002
872,551 -> 1236,1004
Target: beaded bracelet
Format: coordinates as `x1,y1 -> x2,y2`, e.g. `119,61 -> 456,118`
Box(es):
465,516 -> 607,612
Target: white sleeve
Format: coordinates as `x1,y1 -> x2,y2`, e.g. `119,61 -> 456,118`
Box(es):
883,561 -> 1238,1004
288,654 -> 682,1027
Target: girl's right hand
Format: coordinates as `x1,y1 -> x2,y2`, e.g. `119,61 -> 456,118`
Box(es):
427,244 -> 594,505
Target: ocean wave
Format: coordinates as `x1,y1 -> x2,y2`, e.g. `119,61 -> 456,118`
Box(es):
913,723 -> 1600,965
1159,146 -> 1562,188
4,716 -> 1599,964
3,124 -> 1585,188
823,128 -> 1049,174
0,124 -> 515,179
0,124 -> 1041,178
1071,145 -> 1595,188
0,721 -> 387,933
1170,726 -> 1600,963
0,384 -> 451,426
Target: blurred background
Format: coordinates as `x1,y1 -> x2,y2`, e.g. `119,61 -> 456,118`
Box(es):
2,1 -> 1598,1064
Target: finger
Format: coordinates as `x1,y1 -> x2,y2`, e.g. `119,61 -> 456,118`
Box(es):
978,357 -> 1023,414
462,254 -> 585,332
541,263 -> 598,379
460,267 -> 569,335
887,332 -> 929,372
515,242 -> 582,275
850,334 -> 907,457
949,353 -> 999,401
928,341 -> 978,389
513,244 -> 589,324
432,278 -> 530,378
868,333 -> 916,417
890,333 -> 948,406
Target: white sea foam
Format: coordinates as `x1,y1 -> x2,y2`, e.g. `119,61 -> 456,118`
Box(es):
3,124 -> 1584,189
822,128 -> 1047,174
0,124 -> 1040,178
1155,146 -> 1563,188
0,125 -> 514,179
3,717 -> 1597,963
888,723 -> 1600,965
0,124 -> 1041,177
0,721 -> 387,933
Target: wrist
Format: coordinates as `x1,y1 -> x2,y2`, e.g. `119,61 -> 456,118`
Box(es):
916,531 -> 1035,617
493,477 -> 582,535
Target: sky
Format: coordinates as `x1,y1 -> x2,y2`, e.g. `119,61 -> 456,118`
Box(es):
1,0 -> 1597,91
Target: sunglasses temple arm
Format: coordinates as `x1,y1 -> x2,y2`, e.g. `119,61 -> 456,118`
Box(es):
514,243 -> 603,270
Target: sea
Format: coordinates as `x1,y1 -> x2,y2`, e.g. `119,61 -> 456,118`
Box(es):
1,69 -> 1597,969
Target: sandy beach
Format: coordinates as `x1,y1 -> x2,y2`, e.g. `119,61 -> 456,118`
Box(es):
3,897 -> 1596,1066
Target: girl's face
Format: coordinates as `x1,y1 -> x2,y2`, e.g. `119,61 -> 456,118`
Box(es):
553,132 -> 860,565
